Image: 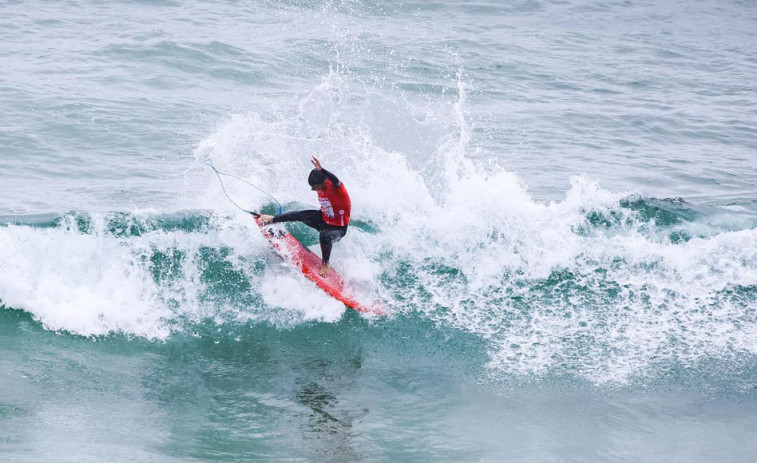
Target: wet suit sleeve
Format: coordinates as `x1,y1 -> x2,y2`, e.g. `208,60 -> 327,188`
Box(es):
321,169 -> 342,188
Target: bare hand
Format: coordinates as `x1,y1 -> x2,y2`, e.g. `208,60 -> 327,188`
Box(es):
311,157 -> 323,170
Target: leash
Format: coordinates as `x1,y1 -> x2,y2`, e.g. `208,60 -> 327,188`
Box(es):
206,160 -> 283,216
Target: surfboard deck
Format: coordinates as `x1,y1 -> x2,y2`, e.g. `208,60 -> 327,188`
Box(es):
253,214 -> 385,315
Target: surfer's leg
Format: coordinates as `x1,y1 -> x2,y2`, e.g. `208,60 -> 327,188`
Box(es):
272,210 -> 325,230
318,227 -> 347,265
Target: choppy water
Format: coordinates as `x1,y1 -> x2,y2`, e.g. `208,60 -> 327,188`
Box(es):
2,0 -> 757,461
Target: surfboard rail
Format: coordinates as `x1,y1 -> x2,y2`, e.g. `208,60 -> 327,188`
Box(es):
253,215 -> 385,315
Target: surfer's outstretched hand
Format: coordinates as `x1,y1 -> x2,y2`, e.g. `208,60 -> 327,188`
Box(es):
311,157 -> 323,170
259,214 -> 274,225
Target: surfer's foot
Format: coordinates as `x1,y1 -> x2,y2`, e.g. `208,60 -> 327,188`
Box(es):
320,264 -> 330,277
259,214 -> 274,225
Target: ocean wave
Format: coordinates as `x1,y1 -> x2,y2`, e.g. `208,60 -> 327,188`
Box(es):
3,64 -> 757,386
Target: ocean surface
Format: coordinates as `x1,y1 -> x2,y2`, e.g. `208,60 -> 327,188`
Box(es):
2,0 -> 757,461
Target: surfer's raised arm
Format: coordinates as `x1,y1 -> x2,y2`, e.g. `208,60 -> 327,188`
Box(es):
321,169 -> 341,188
311,157 -> 342,189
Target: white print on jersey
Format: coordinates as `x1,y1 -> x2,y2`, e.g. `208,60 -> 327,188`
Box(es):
319,196 -> 335,218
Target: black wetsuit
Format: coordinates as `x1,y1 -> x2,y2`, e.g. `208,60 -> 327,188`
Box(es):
271,169 -> 348,266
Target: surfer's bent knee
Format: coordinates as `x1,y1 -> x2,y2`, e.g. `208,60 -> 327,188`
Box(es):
319,227 -> 347,245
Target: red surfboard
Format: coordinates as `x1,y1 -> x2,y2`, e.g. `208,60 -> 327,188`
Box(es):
253,214 -> 385,315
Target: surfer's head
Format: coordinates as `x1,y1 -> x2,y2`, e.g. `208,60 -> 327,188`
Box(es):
308,169 -> 327,190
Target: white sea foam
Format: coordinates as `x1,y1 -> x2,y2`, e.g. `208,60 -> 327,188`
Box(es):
2,70 -> 756,385
0,219 -> 170,338
260,272 -> 345,323
0,204 -> 368,337
190,69 -> 757,384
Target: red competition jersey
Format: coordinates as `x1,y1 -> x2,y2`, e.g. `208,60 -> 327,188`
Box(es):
317,179 -> 351,226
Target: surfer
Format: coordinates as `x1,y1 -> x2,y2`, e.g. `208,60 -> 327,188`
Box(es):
259,157 -> 351,277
